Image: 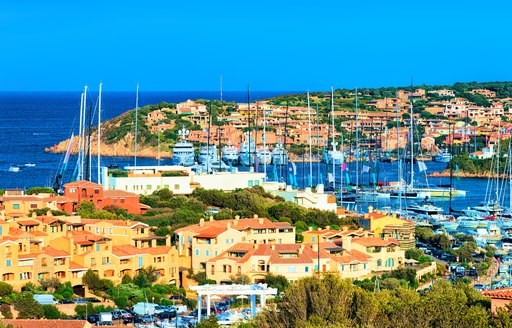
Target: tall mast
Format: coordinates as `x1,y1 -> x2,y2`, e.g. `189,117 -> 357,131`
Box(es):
97,83 -> 102,184
316,103 -> 320,185
207,102 -> 212,172
263,101 -> 267,180
77,91 -> 84,181
284,100 -> 289,185
307,91 -> 313,187
247,84 -> 252,168
134,83 -> 139,167
355,87 -> 359,190
410,102 -> 414,188
397,105 -> 402,213
87,101 -> 93,181
331,86 -> 336,190
449,122 -> 454,213
81,85 -> 88,180
220,75 -> 223,101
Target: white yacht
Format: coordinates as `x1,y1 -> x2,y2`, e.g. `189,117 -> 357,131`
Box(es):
198,145 -> 219,164
171,128 -> 196,166
258,146 -> 272,165
8,165 -> 21,172
272,143 -> 288,166
222,142 -> 239,164
435,149 -> 452,163
239,138 -> 258,166
324,150 -> 344,165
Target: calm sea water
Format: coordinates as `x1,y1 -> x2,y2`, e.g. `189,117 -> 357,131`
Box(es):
0,91 -> 505,213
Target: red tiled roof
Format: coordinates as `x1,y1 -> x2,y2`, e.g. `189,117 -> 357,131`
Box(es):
175,217 -> 293,236
0,237 -> 19,244
482,288 -> 512,300
18,252 -> 43,260
195,227 -> 228,238
17,220 -> 41,226
81,219 -> 147,228
64,180 -> 102,189
112,245 -> 145,257
0,319 -> 91,328
43,246 -> 70,258
103,189 -> 139,198
68,261 -> 88,271
352,237 -> 398,247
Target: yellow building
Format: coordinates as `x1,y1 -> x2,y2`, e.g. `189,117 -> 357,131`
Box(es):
174,215 -> 295,272
206,233 -> 405,284
358,207 -> 416,249
0,212 -> 179,292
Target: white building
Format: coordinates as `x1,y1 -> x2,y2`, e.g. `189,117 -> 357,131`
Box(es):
103,166 -> 265,195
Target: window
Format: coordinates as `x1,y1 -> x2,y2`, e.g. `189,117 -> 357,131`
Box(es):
350,264 -> 357,271
102,257 -> 111,264
248,180 -> 253,187
377,260 -> 382,267
195,249 -> 199,256
305,267 -> 309,272
13,204 -> 19,209
96,244 -> 100,251
30,204 -> 37,209
120,198 -> 125,204
312,237 -> 316,243
146,185 -> 152,190
214,250 -> 218,256
109,228 -> 113,234
70,188 -> 76,193
138,256 -> 143,267
174,184 -> 180,190
205,250 -> 210,257
254,180 -> 259,186
90,258 -> 96,266
287,266 -> 296,273
5,260 -> 11,267
94,188 -> 100,194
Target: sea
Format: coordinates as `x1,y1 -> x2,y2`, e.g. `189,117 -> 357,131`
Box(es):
0,91 -> 507,214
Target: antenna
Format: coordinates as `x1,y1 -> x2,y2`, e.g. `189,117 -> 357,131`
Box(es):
220,75 -> 223,101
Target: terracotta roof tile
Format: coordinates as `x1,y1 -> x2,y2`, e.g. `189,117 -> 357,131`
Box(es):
352,237 -> 398,247
103,189 -> 139,198
43,246 -> 70,258
482,288 -> 512,300
64,180 -> 102,189
17,220 -> 41,226
68,261 -> 88,271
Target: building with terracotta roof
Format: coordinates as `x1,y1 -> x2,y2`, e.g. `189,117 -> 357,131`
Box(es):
0,211 -> 179,291
482,288 -> 512,314
174,215 -> 295,272
358,207 -> 415,249
0,319 -> 92,328
206,231 -> 404,283
63,180 -> 144,214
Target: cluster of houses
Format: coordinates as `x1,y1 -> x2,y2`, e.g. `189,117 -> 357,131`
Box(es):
0,180 -> 417,291
143,88 -> 512,158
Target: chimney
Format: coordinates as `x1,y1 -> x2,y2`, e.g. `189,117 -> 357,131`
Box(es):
235,215 -> 240,220
308,227 -> 313,231
317,227 -> 322,231
326,226 -> 330,230
209,215 -> 214,222
254,243 -> 259,249
234,216 -> 239,226
364,231 -> 369,238
32,212 -> 37,218
342,226 -> 348,232
227,222 -> 231,229
253,214 -> 259,219
46,210 -> 53,216
199,218 -> 205,227
299,244 -> 305,254
368,206 -> 373,213
312,243 -> 318,252
342,236 -> 352,250
258,218 -> 264,224
271,244 -> 275,250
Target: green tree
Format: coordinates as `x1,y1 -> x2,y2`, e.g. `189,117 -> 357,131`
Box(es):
26,187 -> 57,195
0,304 -> 13,319
76,201 -> 96,217
14,292 -> 44,319
134,266 -> 158,288
264,273 -> 289,293
196,314 -> 220,328
42,304 -> 62,319
39,277 -> 61,292
82,269 -> 102,292
0,282 -> 13,297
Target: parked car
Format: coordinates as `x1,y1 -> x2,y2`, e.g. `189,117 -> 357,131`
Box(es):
86,297 -> 101,303
111,309 -> 132,320
139,314 -> 156,323
469,267 -> 478,277
169,295 -> 184,301
74,298 -> 88,304
86,314 -> 100,324
58,299 -> 74,304
33,294 -> 57,305
215,301 -> 229,312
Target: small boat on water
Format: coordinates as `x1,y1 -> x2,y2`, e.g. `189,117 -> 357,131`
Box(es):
435,149 -> 452,163
8,165 -> 21,172
24,163 -> 36,167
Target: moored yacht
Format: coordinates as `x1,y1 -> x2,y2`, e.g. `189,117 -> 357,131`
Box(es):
239,138 -> 257,166
222,142 -> 239,164
258,146 -> 272,165
171,128 -> 195,166
435,149 -> 452,163
199,145 -> 219,164
272,143 -> 288,166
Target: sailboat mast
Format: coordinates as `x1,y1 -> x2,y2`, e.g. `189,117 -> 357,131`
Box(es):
97,83 -> 102,184
247,85 -> 252,169
410,102 -> 414,188
396,105 -> 402,213
134,83 -> 139,167
263,101 -> 267,180
355,87 -> 359,191
77,91 -> 84,181
284,101 -> 289,185
307,91 -> 313,187
331,86 -> 336,190
207,103 -> 212,172
220,75 -> 223,102
81,85 -> 88,180
316,103 -> 320,185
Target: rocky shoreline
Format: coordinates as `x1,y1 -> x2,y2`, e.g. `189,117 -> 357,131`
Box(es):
44,133 -> 173,158
428,170 -> 511,179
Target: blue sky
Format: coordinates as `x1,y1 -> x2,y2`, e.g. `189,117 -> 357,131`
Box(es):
1,1 -> 511,91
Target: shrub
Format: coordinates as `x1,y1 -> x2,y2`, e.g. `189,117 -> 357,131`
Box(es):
42,305 -> 62,319
0,304 -> 13,319
0,282 -> 13,297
